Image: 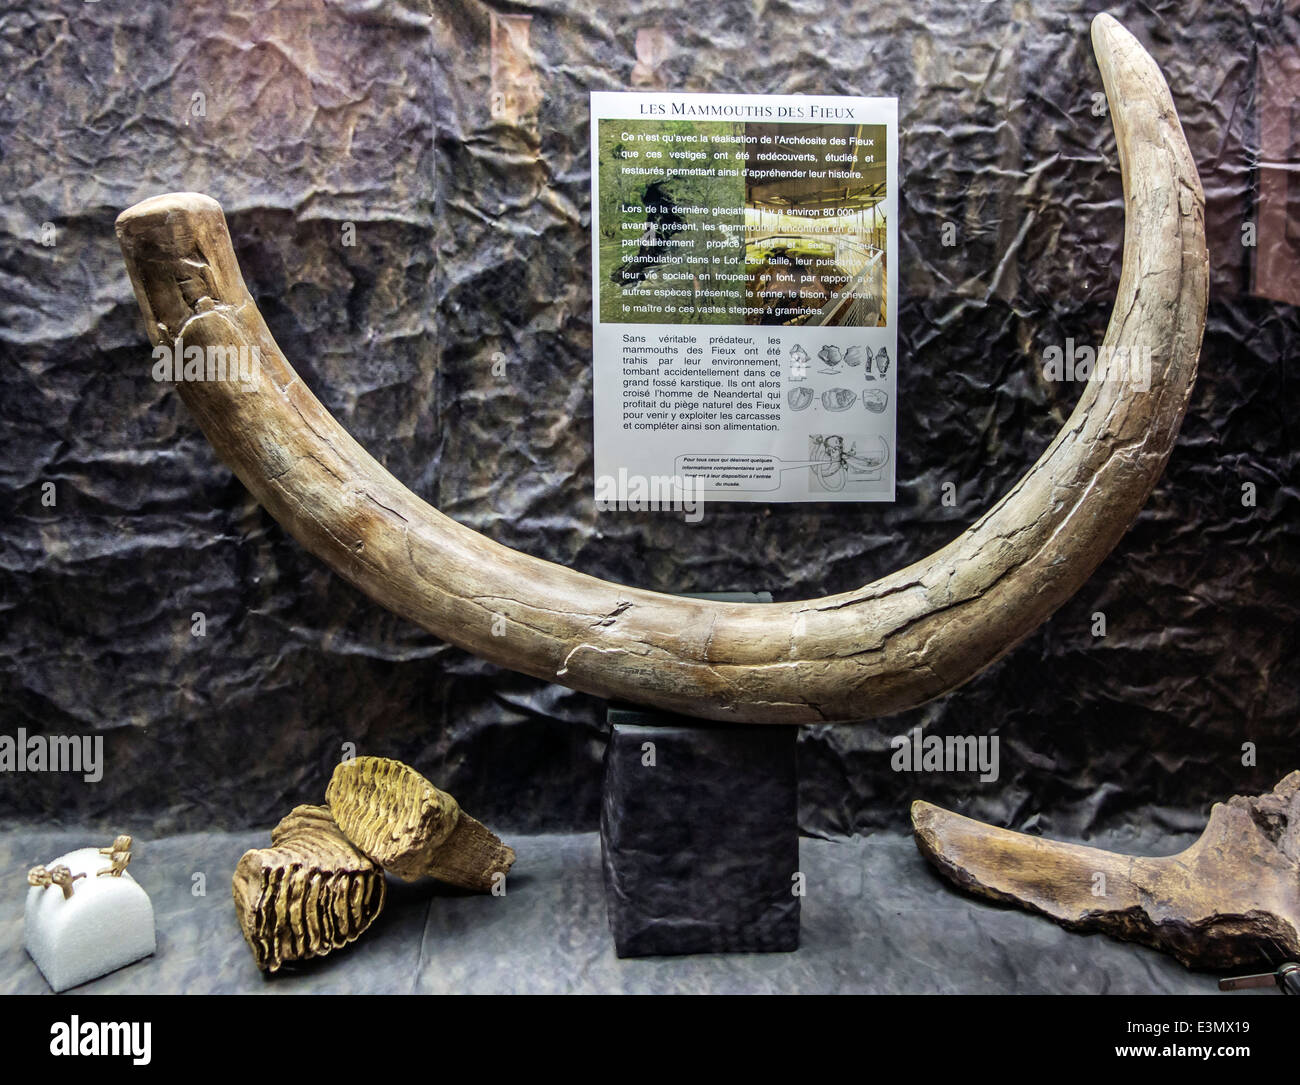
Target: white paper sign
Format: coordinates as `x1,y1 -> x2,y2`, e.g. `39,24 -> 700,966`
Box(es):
590,90 -> 898,508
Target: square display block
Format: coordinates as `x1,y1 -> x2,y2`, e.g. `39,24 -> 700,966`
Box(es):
25,847 -> 156,992
601,708 -> 800,958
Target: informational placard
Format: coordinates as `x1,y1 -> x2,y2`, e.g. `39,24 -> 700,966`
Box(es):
590,90 -> 898,508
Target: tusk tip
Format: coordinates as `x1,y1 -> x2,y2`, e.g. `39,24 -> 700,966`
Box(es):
1089,12 -> 1130,52
909,799 -> 939,827
116,193 -> 246,343
115,191 -> 226,233
115,192 -> 232,261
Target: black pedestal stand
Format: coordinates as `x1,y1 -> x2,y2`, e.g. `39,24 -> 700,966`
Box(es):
599,592 -> 800,958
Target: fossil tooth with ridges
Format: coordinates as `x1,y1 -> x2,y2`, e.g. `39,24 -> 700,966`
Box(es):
231,804 -> 386,973
326,756 -> 515,891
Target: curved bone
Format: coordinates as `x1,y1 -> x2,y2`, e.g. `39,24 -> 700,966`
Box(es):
912,772 -> 1300,969
113,14 -> 1206,724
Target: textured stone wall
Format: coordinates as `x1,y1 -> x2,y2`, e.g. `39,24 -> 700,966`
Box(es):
1,0 -> 1295,838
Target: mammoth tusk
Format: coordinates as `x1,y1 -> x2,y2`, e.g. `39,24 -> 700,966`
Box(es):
911,772 -> 1300,970
114,14 -> 1206,725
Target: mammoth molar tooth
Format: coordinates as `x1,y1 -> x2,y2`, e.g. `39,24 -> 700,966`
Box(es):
232,804 -> 386,974
326,756 -> 515,892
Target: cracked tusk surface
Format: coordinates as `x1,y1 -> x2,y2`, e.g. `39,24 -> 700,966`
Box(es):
911,771 -> 1300,968
114,14 -> 1207,724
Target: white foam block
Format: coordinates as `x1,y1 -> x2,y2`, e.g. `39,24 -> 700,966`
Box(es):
24,846 -> 156,992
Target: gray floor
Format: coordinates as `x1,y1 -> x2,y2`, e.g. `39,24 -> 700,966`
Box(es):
1,828 -> 1241,994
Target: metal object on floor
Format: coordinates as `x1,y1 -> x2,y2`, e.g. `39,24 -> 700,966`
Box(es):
1220,963 -> 1300,995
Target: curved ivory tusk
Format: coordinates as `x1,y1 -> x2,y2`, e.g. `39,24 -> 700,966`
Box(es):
114,14 -> 1206,724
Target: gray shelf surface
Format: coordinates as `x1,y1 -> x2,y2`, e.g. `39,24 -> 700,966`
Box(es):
1,828 -> 1246,995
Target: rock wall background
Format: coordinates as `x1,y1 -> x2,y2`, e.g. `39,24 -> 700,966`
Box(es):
1,0 -> 1296,839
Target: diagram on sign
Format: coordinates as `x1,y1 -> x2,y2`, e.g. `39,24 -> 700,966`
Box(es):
674,436 -> 890,496
789,344 -> 810,381
821,388 -> 857,412
807,434 -> 890,493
